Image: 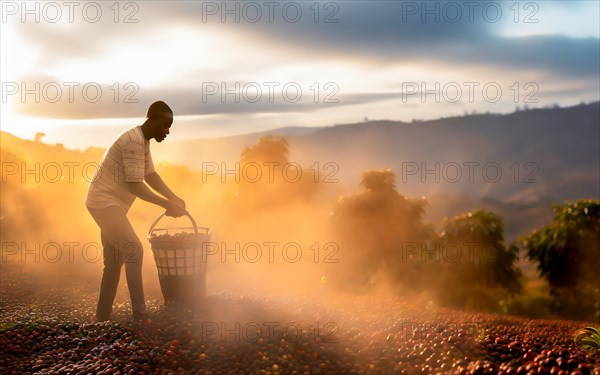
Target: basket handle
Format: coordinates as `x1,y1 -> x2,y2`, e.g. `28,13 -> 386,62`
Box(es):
148,212 -> 198,237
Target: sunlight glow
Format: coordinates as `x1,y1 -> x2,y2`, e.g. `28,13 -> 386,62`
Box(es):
0,21 -> 42,84
1,20 -> 43,138
43,24 -> 239,88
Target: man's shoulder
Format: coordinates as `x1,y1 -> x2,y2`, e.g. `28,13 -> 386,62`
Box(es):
114,126 -> 144,146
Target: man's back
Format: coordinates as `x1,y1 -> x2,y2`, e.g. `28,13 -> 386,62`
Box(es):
85,126 -> 155,213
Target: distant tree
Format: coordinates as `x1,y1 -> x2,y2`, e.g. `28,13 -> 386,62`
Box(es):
360,168 -> 397,193
236,136 -> 289,207
234,135 -> 319,210
435,210 -> 522,310
331,169 -> 433,291
240,135 -> 289,166
34,132 -> 46,143
519,200 -> 600,321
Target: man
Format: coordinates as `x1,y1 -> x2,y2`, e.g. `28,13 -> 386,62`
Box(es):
85,101 -> 187,321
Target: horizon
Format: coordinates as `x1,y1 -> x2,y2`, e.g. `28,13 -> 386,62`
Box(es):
3,100 -> 597,150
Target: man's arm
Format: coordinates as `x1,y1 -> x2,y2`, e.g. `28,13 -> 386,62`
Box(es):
128,181 -> 186,217
145,172 -> 185,208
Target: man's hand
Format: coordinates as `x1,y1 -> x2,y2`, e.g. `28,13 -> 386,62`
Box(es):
165,200 -> 187,218
145,173 -> 187,216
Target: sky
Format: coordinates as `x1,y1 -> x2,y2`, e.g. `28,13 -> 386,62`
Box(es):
1,0 -> 599,148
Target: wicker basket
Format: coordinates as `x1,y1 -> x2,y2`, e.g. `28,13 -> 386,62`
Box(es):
148,213 -> 211,306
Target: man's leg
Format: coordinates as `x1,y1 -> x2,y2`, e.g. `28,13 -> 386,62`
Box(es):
123,237 -> 146,319
88,206 -> 146,320
96,232 -> 124,321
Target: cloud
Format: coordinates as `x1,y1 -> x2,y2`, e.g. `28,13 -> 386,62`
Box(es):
16,1 -> 599,81
12,76 -> 404,118
193,1 -> 599,79
6,0 -> 599,121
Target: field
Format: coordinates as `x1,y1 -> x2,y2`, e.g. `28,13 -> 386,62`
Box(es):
1,264 -> 598,375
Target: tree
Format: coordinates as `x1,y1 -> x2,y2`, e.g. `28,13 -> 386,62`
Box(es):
235,136 -> 290,209
360,169 -> 397,193
435,210 -> 522,310
331,169 -> 433,291
240,135 -> 289,166
233,135 -> 320,211
520,200 -> 600,321
34,132 -> 46,143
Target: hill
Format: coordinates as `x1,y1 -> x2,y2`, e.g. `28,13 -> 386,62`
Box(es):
150,103 -> 599,238
2,102 -> 598,241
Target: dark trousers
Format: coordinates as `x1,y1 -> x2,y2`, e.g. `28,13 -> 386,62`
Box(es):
88,206 -> 146,320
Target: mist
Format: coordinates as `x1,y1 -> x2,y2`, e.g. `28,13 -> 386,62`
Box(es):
1,120 -> 598,373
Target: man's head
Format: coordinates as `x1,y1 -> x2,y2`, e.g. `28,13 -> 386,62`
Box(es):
146,101 -> 173,143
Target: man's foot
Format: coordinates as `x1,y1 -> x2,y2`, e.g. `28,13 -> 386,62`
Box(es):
96,315 -> 110,322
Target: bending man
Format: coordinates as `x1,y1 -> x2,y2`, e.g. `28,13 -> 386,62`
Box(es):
85,101 -> 187,321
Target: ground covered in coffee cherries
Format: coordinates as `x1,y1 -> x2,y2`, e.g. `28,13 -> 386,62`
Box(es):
1,265 -> 598,375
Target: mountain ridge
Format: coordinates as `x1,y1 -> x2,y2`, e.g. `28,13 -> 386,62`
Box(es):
1,103 -> 597,242
149,102 -> 598,202
2,102 -> 598,206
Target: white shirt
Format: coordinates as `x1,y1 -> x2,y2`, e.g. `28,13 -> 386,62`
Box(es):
85,126 -> 155,212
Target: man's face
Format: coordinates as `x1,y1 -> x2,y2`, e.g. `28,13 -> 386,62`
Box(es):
153,112 -> 173,142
